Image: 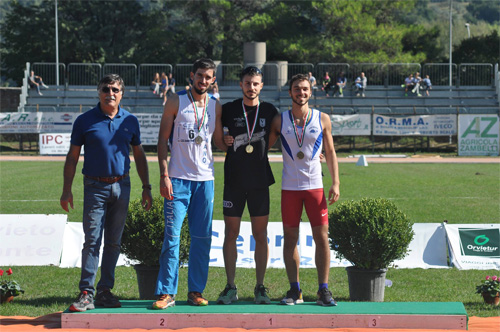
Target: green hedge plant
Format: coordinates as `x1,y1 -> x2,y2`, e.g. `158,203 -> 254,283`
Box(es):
328,198 -> 414,270
121,196 -> 190,267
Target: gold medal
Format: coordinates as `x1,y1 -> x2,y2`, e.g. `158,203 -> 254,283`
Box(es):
195,136 -> 203,144
246,144 -> 254,154
297,151 -> 304,159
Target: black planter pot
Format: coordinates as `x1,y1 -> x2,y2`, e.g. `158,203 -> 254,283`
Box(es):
133,265 -> 160,300
346,266 -> 387,302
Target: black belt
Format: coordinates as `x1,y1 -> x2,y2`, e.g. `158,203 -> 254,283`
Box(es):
85,173 -> 128,184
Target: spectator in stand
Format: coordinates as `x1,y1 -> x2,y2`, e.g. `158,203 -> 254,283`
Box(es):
403,73 -> 415,97
211,85 -> 220,100
421,74 -> 432,97
29,70 -> 49,95
160,72 -> 169,106
321,72 -> 331,96
308,72 -> 317,89
167,73 -> 176,96
332,72 -> 347,98
151,72 -> 161,95
412,72 -> 422,97
354,72 -> 367,97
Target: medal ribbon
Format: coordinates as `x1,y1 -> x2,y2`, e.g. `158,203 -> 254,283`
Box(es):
292,108 -> 311,148
242,100 -> 260,144
189,91 -> 208,132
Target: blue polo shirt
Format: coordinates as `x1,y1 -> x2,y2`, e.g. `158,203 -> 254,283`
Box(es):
71,103 -> 141,177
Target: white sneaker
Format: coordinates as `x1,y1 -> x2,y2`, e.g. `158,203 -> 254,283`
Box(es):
39,92 -> 43,96
411,88 -> 416,93
42,84 -> 49,89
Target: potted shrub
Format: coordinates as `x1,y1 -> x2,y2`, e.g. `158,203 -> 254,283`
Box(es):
329,198 -> 414,302
121,196 -> 190,300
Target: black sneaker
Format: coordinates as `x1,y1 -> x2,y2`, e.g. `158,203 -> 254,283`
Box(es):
280,288 -> 304,305
95,289 -> 121,308
316,288 -> 337,306
254,284 -> 271,304
69,291 -> 95,312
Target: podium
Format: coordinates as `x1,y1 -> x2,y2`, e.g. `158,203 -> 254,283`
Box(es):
62,301 -> 468,330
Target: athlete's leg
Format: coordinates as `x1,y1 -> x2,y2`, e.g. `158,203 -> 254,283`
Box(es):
312,224 -> 330,284
250,215 -> 269,285
223,216 -> 242,287
304,189 -> 330,285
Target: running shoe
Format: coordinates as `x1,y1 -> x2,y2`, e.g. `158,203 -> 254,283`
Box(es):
254,284 -> 271,304
280,288 -> 303,305
69,291 -> 95,312
152,294 -> 175,310
316,288 -> 337,306
95,289 -> 121,308
188,291 -> 208,306
217,284 -> 238,304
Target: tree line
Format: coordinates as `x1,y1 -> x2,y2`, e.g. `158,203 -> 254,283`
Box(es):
1,0 -> 498,86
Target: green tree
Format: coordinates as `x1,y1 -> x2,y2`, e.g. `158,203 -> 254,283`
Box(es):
453,30 -> 500,64
1,0 -> 56,84
465,0 -> 500,24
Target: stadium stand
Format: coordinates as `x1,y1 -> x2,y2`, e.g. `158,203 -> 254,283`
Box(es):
20,62 -> 499,115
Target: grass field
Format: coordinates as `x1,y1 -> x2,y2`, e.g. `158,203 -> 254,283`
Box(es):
0,160 -> 499,318
1,161 -> 499,223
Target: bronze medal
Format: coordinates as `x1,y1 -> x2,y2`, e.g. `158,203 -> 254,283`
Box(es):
246,144 -> 254,154
195,136 -> 203,144
297,151 -> 304,159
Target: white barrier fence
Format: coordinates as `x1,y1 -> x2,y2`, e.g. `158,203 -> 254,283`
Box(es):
1,215 -> 498,270
2,113 -> 499,156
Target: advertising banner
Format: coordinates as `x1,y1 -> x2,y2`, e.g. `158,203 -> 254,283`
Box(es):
0,214 -> 67,266
458,115 -> 499,156
0,112 -> 76,134
444,223 -> 500,270
373,114 -> 457,136
135,113 -> 162,145
59,222 -> 129,268
39,133 -> 72,155
330,114 -> 371,136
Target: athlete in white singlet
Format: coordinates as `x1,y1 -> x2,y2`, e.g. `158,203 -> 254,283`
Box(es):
155,58 -> 226,310
269,73 -> 340,307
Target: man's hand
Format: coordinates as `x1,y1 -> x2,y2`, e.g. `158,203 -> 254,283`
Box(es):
142,189 -> 153,211
160,177 -> 174,200
60,191 -> 74,212
224,135 -> 234,146
328,183 -> 340,205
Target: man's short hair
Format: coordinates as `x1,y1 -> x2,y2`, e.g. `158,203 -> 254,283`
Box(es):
192,58 -> 216,75
240,66 -> 263,81
98,74 -> 125,94
289,73 -> 310,91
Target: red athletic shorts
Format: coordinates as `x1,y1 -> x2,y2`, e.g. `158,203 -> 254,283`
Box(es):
281,189 -> 328,228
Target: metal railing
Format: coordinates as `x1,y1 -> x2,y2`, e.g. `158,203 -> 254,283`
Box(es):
387,63 -> 421,86
350,63 -> 386,86
31,62 -> 66,86
422,63 -> 457,86
458,63 -> 493,86
102,64 -> 137,88
68,63 -> 102,86
216,64 -> 243,87
22,61 -> 497,89
138,64 -> 173,87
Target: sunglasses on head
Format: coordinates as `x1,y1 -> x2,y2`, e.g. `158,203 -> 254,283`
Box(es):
101,86 -> 121,94
241,66 -> 263,76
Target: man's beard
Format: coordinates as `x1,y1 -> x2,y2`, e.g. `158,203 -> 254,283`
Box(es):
193,85 -> 207,95
243,90 -> 260,101
292,95 -> 309,106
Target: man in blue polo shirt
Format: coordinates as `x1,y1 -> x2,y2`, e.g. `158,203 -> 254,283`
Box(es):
60,74 -> 153,312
